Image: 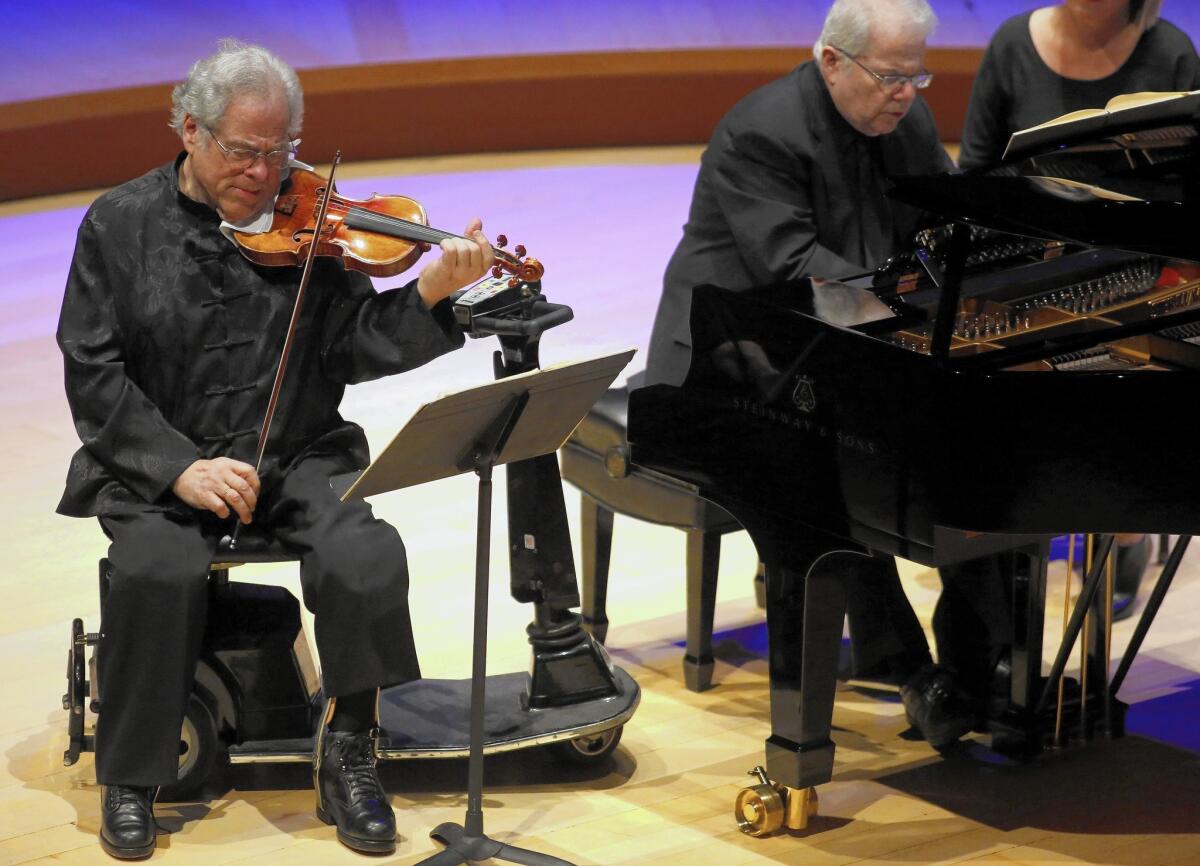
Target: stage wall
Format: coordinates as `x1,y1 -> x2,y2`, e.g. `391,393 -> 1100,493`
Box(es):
3,0 -> 1198,201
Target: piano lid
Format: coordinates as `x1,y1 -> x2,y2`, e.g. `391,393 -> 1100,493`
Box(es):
889,90 -> 1200,262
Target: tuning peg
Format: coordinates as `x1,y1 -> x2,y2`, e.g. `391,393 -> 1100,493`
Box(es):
496,234 -> 508,248
515,244 -> 526,258
491,264 -> 502,278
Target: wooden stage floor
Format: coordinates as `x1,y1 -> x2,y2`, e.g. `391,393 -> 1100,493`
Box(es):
2,148 -> 1200,865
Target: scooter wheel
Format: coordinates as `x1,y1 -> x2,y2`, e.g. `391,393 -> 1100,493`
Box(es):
158,694 -> 220,802
546,725 -> 622,765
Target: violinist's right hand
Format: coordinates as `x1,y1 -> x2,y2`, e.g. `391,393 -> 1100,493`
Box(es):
173,457 -> 261,524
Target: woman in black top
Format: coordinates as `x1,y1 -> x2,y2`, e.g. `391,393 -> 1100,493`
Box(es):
959,0 -> 1200,170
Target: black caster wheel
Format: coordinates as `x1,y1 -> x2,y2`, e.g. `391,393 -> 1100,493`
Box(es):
157,694 -> 221,801
546,725 -> 622,766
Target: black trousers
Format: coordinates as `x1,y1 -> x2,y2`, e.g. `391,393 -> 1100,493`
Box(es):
935,554 -> 1012,700
95,457 -> 420,786
844,551 -> 932,680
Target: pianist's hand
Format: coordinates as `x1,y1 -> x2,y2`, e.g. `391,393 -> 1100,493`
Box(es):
711,339 -> 781,396
811,277 -> 895,326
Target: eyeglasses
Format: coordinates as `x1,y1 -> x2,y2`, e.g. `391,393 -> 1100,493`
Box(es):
206,128 -> 298,170
832,46 -> 932,91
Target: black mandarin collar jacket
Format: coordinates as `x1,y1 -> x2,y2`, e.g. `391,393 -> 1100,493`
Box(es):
57,154 -> 463,517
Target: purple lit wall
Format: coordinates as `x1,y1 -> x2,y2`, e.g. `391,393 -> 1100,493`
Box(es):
5,1 -> 1199,105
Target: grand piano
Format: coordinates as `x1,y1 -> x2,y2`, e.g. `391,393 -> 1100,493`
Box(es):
626,91 -> 1200,832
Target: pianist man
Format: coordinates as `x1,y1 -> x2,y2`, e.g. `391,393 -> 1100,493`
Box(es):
644,0 -> 975,748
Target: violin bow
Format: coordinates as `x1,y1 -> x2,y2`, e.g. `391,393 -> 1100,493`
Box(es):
228,150 -> 342,547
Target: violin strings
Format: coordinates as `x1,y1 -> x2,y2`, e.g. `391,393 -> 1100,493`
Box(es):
316,195 -> 520,264
345,207 -> 459,244
316,195 -> 463,244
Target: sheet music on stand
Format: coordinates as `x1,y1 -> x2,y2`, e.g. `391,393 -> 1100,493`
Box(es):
340,350 -> 636,501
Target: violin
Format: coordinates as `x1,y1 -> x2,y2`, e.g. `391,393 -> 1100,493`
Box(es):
232,166 -> 544,283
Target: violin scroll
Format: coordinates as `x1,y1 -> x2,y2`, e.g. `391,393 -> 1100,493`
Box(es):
492,234 -> 545,284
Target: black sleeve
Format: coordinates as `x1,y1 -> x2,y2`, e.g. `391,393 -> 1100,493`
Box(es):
709,126 -> 864,282
57,214 -> 200,504
958,40 -> 1013,171
320,270 -> 465,385
1174,30 -> 1200,89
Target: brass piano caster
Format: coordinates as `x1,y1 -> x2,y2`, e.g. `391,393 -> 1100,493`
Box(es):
734,766 -> 818,836
734,769 -> 784,836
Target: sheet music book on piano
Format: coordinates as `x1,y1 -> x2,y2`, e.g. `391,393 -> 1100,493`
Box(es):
1025,176 -> 1144,203
1002,89 -> 1200,161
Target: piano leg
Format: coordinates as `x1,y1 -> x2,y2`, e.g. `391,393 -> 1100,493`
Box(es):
579,495 -> 613,644
1085,544 -> 1126,740
993,541 -> 1049,759
683,529 -> 721,692
761,546 -> 850,792
1011,543 -> 1049,714
995,538 -> 1129,755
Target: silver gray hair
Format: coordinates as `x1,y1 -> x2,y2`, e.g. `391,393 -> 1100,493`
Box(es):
169,39 -> 304,138
814,0 -> 938,59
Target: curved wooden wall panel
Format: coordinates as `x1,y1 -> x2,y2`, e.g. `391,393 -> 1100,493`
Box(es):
0,48 -> 981,202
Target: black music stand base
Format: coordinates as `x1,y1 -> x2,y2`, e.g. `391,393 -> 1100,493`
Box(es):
427,823 -> 572,866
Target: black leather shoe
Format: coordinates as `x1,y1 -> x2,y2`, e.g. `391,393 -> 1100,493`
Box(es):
315,729 -> 396,854
1113,537 -> 1150,622
99,785 -> 156,860
900,664 -> 976,750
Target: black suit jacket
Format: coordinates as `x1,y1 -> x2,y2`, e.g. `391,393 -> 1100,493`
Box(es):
645,60 -> 951,385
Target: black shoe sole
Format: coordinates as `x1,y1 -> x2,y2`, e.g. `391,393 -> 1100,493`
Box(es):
316,806 -> 396,855
99,834 -> 155,860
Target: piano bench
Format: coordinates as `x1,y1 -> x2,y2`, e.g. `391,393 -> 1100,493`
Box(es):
560,384 -> 740,692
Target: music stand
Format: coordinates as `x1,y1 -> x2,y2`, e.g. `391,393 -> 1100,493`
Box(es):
342,350 -> 635,866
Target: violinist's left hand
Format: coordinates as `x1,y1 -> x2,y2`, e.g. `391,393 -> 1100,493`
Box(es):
416,218 -> 494,308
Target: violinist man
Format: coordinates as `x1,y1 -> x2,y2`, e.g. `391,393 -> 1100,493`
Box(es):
644,0 -> 978,749
57,39 -> 492,858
